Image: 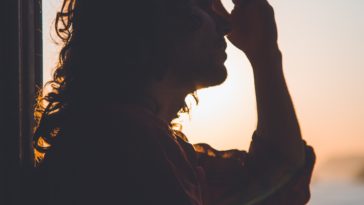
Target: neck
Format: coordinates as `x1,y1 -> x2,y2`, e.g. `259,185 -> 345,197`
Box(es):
146,78 -> 194,124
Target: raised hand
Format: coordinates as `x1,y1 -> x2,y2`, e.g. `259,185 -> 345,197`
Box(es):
213,0 -> 279,60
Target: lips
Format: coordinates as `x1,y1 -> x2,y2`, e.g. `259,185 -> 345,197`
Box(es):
216,39 -> 228,61
217,38 -> 227,50
214,38 -> 228,61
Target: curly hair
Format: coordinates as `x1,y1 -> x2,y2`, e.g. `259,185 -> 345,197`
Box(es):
33,0 -> 199,166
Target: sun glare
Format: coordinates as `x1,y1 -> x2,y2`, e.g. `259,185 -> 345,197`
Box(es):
43,0 -> 364,188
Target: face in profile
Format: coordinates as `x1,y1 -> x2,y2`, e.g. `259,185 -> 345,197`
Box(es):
170,0 -> 230,90
51,0 -> 230,98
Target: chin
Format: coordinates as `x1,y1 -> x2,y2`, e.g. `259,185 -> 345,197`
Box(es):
195,64 -> 228,89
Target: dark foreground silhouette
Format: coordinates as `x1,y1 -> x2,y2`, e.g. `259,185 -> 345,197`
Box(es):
34,0 -> 315,204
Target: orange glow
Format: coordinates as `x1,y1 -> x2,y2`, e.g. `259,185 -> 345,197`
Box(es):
43,0 -> 364,182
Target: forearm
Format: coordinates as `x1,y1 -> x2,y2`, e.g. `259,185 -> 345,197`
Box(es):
249,47 -> 305,167
216,0 -> 306,167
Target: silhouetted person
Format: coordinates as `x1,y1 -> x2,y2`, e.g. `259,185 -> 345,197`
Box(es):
33,0 -> 315,204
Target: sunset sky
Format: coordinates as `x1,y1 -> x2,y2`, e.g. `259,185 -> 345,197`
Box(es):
43,0 -> 364,180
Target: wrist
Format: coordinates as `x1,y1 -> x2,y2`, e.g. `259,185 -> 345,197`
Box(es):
246,45 -> 282,72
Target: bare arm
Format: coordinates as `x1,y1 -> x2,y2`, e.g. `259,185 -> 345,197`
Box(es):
214,0 -> 305,167
250,48 -> 305,167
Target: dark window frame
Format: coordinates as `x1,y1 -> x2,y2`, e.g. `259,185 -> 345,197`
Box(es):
1,0 -> 42,204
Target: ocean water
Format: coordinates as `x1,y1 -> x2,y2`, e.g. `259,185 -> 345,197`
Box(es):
309,181 -> 364,205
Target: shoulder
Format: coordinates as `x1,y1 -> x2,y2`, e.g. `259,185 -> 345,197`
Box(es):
43,104 -> 186,203
65,103 -> 171,146
45,103 -> 172,171
97,103 -> 169,135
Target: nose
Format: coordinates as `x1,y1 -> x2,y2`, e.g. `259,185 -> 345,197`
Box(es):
212,12 -> 231,36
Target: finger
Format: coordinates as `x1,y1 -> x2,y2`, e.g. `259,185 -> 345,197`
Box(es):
233,0 -> 268,8
212,0 -> 230,20
232,0 -> 253,7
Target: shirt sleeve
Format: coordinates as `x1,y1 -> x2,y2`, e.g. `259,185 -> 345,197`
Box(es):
193,132 -> 316,205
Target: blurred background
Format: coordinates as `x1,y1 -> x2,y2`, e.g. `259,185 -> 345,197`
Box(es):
43,0 -> 364,204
